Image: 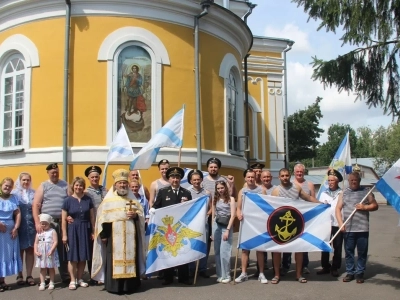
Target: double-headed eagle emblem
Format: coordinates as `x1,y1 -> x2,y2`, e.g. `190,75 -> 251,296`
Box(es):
148,216 -> 202,257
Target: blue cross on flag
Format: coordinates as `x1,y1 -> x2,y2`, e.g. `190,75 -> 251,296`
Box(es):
238,193 -> 332,253
145,196 -> 208,274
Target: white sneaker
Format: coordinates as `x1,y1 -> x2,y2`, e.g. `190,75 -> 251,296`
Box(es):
258,273 -> 268,284
48,282 -> 55,290
38,283 -> 45,291
216,277 -> 223,283
221,277 -> 231,284
303,267 -> 310,274
234,273 -> 248,283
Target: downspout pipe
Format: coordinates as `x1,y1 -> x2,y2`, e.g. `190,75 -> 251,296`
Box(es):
243,3 -> 256,167
283,41 -> 294,168
63,0 -> 71,181
194,2 -> 210,170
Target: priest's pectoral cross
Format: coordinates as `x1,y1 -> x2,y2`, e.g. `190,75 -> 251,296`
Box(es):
125,200 -> 137,212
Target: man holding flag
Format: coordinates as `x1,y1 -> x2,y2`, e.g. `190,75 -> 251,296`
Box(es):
152,167 -> 193,285
336,171 -> 378,284
270,168 -> 319,284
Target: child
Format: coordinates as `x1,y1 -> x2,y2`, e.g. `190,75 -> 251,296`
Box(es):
34,213 -> 60,291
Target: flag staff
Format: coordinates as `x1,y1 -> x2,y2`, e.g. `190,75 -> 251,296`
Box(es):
329,186 -> 375,243
193,260 -> 200,285
177,104 -> 185,167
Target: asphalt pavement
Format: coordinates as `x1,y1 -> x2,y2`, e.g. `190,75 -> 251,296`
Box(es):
4,206 -> 400,300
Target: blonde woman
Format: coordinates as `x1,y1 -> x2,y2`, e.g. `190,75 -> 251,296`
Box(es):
61,177 -> 95,290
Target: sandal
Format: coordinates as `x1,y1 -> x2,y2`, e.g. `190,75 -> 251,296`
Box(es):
0,283 -> 12,290
296,277 -> 307,283
16,276 -> 25,285
68,282 -> 77,290
77,279 -> 88,288
271,276 -> 280,284
26,276 -> 36,286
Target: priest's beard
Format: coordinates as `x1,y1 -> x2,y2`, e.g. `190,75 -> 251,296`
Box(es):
116,186 -> 129,196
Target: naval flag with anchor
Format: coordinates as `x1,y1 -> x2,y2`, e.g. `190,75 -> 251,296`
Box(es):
238,193 -> 332,252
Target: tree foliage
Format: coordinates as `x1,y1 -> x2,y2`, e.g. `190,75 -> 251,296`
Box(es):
293,0 -> 400,116
316,123 -> 357,166
374,122 -> 400,171
287,97 -> 324,162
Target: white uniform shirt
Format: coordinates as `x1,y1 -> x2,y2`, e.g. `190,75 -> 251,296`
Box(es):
319,188 -> 342,227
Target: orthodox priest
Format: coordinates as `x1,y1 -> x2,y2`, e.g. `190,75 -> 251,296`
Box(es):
92,169 -> 146,294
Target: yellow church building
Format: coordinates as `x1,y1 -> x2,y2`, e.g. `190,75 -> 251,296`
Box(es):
0,0 -> 293,188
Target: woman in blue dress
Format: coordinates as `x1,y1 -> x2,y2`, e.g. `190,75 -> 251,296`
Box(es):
61,177 -> 95,290
12,172 -> 36,286
0,177 -> 22,292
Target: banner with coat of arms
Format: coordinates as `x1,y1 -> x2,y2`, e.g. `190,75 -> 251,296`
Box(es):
238,193 -> 332,253
145,196 -> 208,274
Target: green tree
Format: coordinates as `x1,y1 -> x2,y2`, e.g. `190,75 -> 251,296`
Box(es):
287,97 -> 324,162
354,126 -> 375,157
316,124 -> 357,165
374,123 -> 400,172
293,0 -> 400,116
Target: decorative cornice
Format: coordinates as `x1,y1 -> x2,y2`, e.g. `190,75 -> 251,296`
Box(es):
252,36 -> 293,53
0,0 -> 252,57
0,146 -> 248,170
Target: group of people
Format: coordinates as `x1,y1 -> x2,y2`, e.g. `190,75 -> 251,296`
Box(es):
0,158 -> 378,294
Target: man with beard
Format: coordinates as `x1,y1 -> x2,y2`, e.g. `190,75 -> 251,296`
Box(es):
149,159 -> 170,207
92,169 -> 146,294
202,158 -> 236,197
317,169 -> 344,277
270,168 -> 318,284
235,169 -> 267,284
152,167 -> 193,285
32,163 -> 70,283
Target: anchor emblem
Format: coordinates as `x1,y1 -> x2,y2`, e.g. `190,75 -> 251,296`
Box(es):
275,211 -> 297,242
267,206 -> 304,245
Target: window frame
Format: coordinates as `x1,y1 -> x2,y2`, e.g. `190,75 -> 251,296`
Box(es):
0,53 -> 26,150
219,53 -> 244,155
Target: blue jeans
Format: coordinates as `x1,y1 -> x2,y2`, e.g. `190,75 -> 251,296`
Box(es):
213,222 -> 233,279
344,232 -> 369,275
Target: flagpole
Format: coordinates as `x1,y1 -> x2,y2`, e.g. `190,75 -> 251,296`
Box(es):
234,193 -> 246,285
193,260 -> 199,285
329,186 -> 375,243
178,105 -> 185,167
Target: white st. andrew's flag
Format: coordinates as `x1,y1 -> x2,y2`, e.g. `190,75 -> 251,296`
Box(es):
130,107 -> 184,170
238,193 -> 332,252
145,196 -> 208,274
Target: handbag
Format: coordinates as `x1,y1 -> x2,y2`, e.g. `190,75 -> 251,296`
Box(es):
215,215 -> 230,226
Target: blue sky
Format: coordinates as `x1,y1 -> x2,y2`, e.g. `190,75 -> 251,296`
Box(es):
247,0 -> 394,143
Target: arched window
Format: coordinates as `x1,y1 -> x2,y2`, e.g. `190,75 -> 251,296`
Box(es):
0,34 -> 39,152
219,53 -> 244,155
227,71 -> 238,152
0,54 -> 26,149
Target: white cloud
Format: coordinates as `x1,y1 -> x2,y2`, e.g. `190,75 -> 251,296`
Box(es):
264,23 -> 312,53
286,62 -> 393,143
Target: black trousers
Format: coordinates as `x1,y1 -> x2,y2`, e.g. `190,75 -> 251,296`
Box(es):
321,226 -> 343,270
164,264 -> 189,282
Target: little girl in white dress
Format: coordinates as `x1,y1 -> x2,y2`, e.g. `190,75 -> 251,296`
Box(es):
34,214 -> 60,291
